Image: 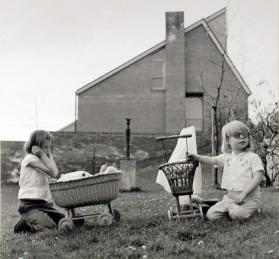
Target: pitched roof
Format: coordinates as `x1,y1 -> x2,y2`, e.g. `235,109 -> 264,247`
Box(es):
58,121 -> 75,131
76,8 -> 251,95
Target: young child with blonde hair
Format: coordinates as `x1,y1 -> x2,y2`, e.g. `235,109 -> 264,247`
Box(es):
189,120 -> 264,220
14,130 -> 65,233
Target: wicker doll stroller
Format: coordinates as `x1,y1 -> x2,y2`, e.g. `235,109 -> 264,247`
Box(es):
50,172 -> 121,233
156,134 -> 204,220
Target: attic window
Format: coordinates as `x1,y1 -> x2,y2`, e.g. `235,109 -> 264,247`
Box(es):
150,59 -> 165,91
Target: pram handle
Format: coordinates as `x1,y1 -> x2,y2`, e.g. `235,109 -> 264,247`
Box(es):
156,134 -> 192,161
155,134 -> 192,141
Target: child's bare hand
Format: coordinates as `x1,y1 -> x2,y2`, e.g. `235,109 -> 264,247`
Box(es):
45,147 -> 51,157
187,153 -> 198,162
31,146 -> 44,158
234,192 -> 246,205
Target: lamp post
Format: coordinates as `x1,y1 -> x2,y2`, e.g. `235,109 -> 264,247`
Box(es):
120,117 -> 136,191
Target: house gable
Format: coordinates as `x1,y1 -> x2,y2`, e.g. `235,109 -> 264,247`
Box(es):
75,9 -> 251,135
77,47 -> 167,133
184,23 -> 249,133
185,23 -> 246,95
59,121 -> 75,132
76,8 -> 250,96
206,7 -> 227,49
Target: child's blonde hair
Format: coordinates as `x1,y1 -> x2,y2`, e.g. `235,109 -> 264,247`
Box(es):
221,120 -> 254,153
24,130 -> 54,154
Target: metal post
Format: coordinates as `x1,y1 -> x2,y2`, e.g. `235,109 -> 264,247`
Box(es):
126,118 -> 131,159
211,102 -> 215,157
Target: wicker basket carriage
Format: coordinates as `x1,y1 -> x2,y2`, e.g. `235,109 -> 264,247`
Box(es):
156,134 -> 204,219
49,173 -> 121,232
159,159 -> 199,196
50,173 -> 121,208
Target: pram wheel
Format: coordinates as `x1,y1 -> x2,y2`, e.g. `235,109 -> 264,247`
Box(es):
97,212 -> 113,226
112,209 -> 121,222
168,207 -> 174,220
71,209 -> 85,226
58,218 -> 73,233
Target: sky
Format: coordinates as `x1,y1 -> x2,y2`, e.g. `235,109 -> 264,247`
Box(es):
0,0 -> 278,141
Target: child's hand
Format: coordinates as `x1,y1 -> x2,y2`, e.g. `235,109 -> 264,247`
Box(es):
45,147 -> 51,157
234,192 -> 246,205
187,153 -> 199,162
31,146 -> 44,158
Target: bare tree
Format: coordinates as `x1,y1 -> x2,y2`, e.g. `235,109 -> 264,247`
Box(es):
197,36 -> 247,187
250,94 -> 279,187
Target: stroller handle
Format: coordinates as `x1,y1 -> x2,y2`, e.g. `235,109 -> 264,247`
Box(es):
155,134 -> 192,141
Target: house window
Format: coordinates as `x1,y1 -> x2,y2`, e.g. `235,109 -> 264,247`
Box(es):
185,93 -> 203,131
150,59 -> 165,91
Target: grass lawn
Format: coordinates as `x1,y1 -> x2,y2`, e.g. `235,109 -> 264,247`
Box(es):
1,167 -> 279,259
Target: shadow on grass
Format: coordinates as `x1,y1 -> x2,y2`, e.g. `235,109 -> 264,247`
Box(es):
120,187 -> 143,193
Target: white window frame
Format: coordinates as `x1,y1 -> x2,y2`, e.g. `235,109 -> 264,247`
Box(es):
150,59 -> 165,91
185,93 -> 203,131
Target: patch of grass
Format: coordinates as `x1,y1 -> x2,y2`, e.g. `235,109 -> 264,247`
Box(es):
1,170 -> 279,258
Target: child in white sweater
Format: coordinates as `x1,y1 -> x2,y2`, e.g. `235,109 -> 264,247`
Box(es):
189,120 -> 264,220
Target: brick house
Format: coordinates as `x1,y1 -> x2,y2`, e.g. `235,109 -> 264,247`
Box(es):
1,9 -> 253,183
74,8 -> 251,136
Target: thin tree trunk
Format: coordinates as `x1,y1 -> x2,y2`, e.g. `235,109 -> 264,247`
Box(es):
212,104 -> 219,186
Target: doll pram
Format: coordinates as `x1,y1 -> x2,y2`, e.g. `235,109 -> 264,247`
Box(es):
156,134 -> 218,220
49,172 -> 121,233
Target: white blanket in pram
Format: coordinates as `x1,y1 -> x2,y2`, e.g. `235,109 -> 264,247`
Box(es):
57,170 -> 92,182
57,166 -> 121,182
156,126 -> 202,205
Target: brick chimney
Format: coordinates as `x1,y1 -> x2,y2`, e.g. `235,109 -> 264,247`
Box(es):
164,12 -> 186,133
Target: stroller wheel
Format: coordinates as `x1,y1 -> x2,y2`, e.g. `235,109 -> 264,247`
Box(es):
97,212 -> 113,226
58,218 -> 73,234
168,207 -> 174,220
112,209 -> 121,222
72,210 -> 85,226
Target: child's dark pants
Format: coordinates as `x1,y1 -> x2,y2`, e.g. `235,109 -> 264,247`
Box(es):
14,199 -> 65,233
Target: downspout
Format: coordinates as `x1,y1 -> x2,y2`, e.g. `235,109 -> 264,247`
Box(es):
75,92 -> 78,132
